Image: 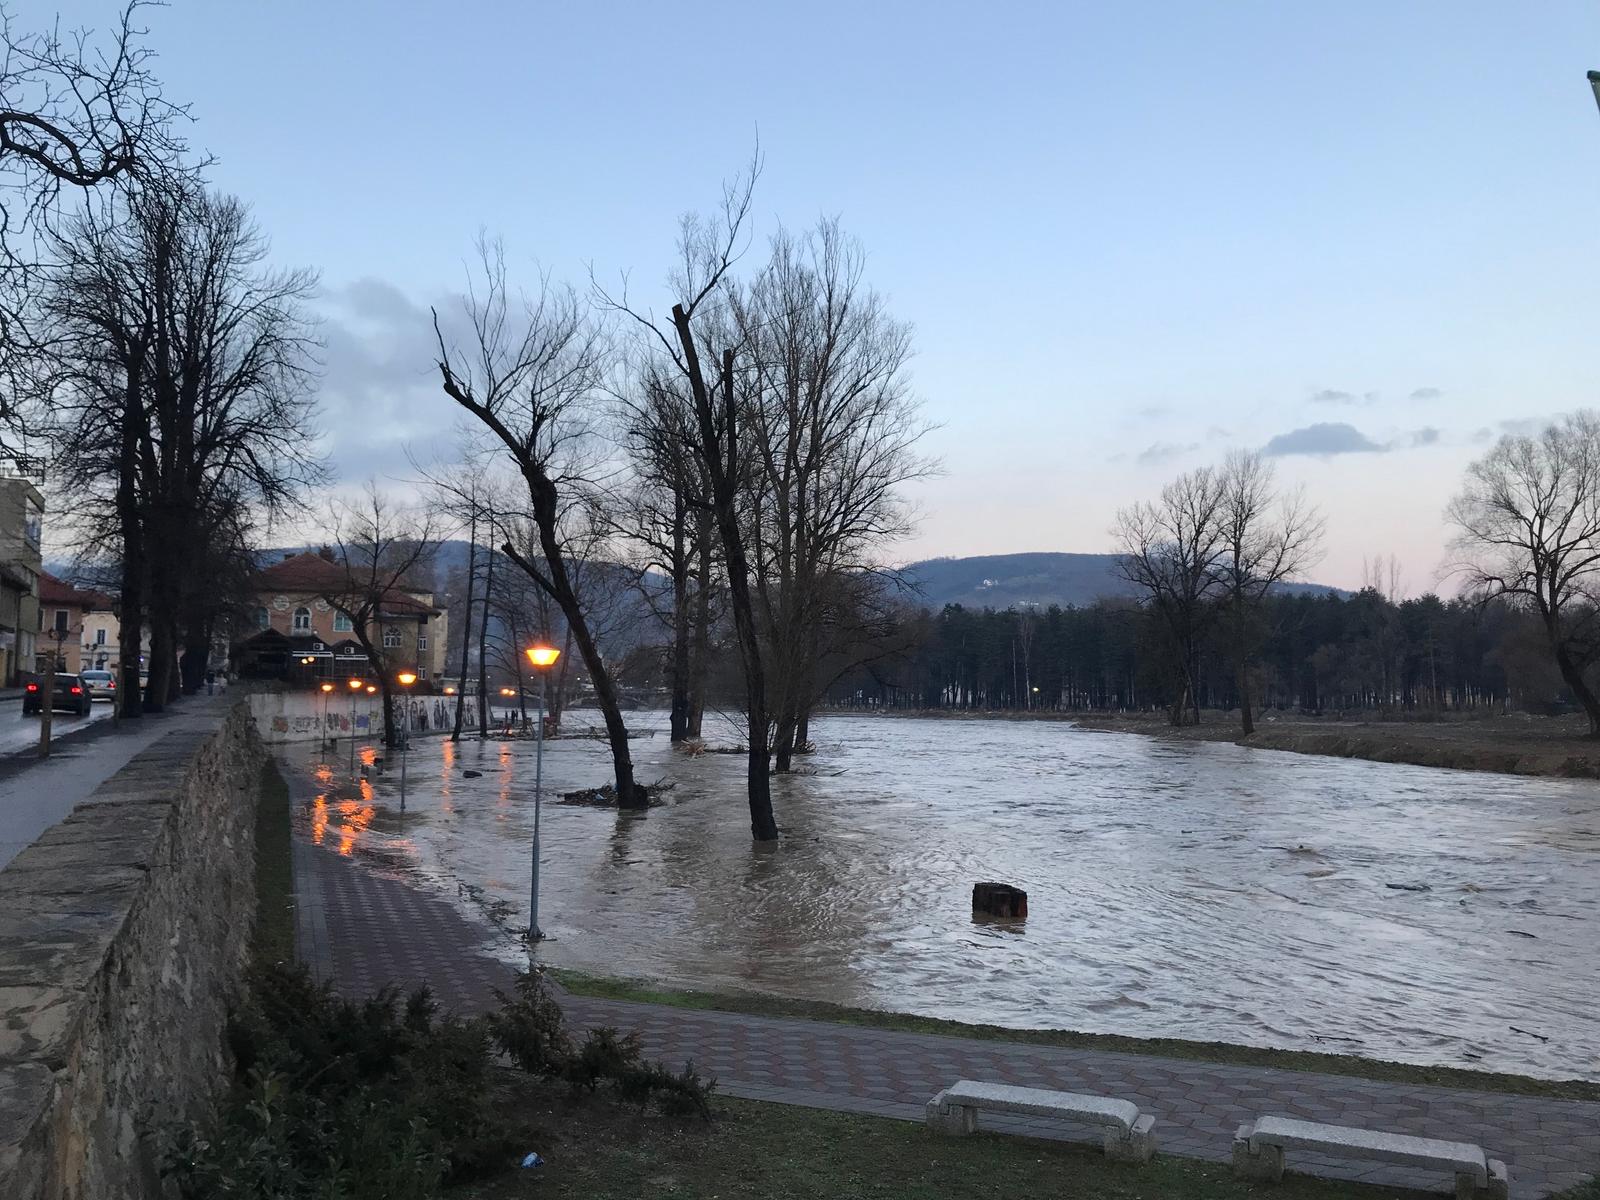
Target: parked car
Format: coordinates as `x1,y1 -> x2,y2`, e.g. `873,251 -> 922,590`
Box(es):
79,669 -> 116,702
22,673 -> 93,716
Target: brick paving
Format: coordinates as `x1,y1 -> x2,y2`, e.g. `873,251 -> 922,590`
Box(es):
285,767 -> 1600,1199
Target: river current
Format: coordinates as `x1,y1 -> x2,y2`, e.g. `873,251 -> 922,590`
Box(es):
288,712 -> 1600,1081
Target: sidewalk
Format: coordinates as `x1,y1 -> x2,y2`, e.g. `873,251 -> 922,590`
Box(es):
283,764 -> 1600,1199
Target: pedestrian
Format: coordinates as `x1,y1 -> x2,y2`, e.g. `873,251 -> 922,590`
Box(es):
205,670 -> 215,696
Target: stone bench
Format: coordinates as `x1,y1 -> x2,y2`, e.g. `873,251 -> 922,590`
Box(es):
925,1080 -> 1157,1162
1233,1116 -> 1509,1199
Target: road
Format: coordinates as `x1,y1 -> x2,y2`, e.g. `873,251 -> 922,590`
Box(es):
0,692 -> 116,758
0,693 -> 226,871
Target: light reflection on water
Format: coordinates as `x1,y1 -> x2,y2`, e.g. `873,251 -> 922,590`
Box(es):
287,712 -> 1600,1080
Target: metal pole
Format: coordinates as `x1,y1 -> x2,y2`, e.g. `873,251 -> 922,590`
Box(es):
399,698 -> 408,811
349,692 -> 357,774
530,669 -> 545,942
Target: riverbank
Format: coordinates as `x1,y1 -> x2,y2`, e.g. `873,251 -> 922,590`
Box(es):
830,707 -> 1600,778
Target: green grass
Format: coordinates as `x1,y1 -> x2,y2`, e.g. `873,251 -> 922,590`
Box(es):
251,760 -> 295,967
553,970 -> 1600,1104
454,1074 -> 1431,1200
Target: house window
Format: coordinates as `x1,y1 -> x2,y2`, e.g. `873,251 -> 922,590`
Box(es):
418,667 -> 427,679
417,632 -> 428,651
383,627 -> 402,648
292,606 -> 312,633
333,612 -> 353,632
52,609 -> 68,633
94,628 -> 106,646
256,607 -> 270,630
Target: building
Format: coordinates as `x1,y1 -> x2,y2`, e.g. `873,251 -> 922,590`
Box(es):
0,478 -> 44,687
234,550 -> 449,684
36,573 -> 107,675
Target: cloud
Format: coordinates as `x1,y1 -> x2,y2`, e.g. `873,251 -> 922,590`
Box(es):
1136,441 -> 1199,466
1409,386 -> 1442,402
1498,416 -> 1547,437
1406,427 -> 1441,447
1263,423 -> 1386,457
313,278 -> 465,482
1134,404 -> 1169,420
1310,388 -> 1383,407
1205,425 -> 1231,440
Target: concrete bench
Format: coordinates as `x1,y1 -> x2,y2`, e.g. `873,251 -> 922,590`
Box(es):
1233,1116 -> 1509,1200
925,1080 -> 1157,1162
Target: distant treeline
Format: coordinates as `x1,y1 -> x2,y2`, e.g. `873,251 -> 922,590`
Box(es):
824,590 -> 1558,715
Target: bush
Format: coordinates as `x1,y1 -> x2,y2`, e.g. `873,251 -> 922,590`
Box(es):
166,963 -> 513,1200
489,969 -> 716,1116
167,964 -> 713,1199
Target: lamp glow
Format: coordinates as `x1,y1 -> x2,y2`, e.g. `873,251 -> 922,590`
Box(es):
525,645 -> 560,668
397,671 -> 418,687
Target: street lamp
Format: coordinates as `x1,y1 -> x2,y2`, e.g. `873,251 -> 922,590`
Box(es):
396,671 -> 418,811
319,681 -> 334,751
1589,70 -> 1600,116
523,643 -> 561,942
347,678 -> 363,773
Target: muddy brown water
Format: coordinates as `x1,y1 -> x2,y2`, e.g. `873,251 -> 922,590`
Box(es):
287,711 -> 1600,1081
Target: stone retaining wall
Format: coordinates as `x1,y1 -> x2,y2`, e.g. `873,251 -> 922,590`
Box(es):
0,702 -> 265,1199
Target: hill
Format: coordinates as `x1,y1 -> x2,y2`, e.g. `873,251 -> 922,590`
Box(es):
898,552 -> 1341,611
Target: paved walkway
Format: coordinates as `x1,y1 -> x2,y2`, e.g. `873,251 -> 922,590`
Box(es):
284,764 -> 1600,1199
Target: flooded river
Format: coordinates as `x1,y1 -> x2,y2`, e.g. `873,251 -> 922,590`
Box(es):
287,712 -> 1600,1081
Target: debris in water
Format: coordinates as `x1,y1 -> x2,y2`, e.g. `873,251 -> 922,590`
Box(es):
1509,1026 -> 1550,1043
463,770 -> 483,778
1384,883 -> 1431,892
1506,930 -> 1538,939
521,1151 -> 545,1168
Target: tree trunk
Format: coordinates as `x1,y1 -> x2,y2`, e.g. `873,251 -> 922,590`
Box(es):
772,713 -> 796,774
1237,653 -> 1255,736
687,514 -> 712,739
668,492 -> 691,742
794,709 -> 810,753
1553,639 -> 1600,737
452,515 -> 477,741
477,537 -> 493,738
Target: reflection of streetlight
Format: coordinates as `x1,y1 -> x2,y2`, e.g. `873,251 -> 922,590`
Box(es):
347,678 -> 363,773
523,644 -> 561,942
396,670 -> 418,810
320,681 -> 334,750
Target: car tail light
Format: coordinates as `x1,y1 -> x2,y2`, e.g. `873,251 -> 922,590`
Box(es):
25,683 -> 37,692
70,687 -> 82,695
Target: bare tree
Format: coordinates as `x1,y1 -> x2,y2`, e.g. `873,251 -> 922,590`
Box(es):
39,180 -> 320,713
433,240 -> 648,807
732,219 -> 932,770
595,167 -> 779,839
1114,466 -> 1228,725
324,486 -> 440,750
0,1 -> 191,454
1214,450 -> 1324,735
1447,411 -> 1600,735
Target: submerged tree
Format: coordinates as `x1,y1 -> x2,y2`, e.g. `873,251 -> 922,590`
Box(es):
433,240 -> 648,807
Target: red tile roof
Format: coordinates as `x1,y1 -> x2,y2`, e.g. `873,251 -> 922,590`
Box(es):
38,572 -> 109,609
255,552 -> 440,616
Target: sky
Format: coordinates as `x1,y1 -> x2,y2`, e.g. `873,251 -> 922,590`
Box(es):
29,0 -> 1600,591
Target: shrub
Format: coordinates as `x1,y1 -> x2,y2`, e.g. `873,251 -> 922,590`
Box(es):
489,969 -> 716,1116
167,963 -> 513,1199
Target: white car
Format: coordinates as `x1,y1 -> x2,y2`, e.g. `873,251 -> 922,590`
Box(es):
79,669 -> 117,702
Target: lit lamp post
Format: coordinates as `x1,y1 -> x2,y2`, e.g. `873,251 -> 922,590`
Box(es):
524,643 -> 561,942
347,678 -> 363,773
396,671 -> 418,810
319,681 -> 334,751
